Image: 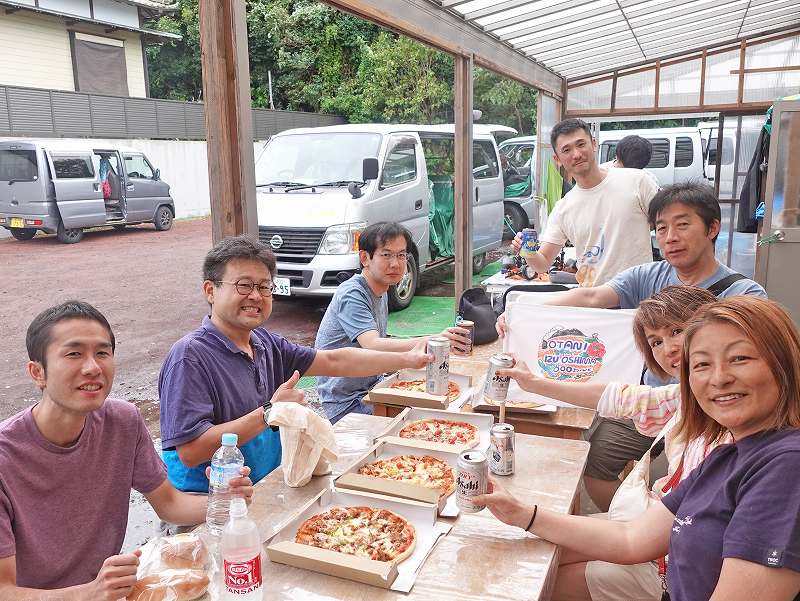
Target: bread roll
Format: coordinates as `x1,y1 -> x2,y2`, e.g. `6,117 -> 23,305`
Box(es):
126,568 -> 209,601
160,533 -> 208,569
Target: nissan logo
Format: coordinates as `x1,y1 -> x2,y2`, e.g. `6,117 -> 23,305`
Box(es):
270,234 -> 283,250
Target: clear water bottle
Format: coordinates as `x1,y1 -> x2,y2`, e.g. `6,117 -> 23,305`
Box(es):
206,432 -> 244,536
221,498 -> 263,600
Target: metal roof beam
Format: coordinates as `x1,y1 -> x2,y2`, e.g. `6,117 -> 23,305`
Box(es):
323,0 -> 565,95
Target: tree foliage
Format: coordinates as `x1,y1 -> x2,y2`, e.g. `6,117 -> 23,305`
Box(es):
145,0 -> 536,134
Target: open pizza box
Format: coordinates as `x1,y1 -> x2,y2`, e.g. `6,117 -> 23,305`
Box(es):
265,487 -> 451,591
470,374 -> 559,415
375,406 -> 494,454
364,368 -> 473,411
335,439 -> 462,517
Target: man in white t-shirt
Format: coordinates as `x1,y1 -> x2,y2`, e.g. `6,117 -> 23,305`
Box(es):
513,119 -> 658,287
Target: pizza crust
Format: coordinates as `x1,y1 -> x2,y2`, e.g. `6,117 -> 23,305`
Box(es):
358,455 -> 456,499
389,379 -> 461,403
398,418 -> 480,447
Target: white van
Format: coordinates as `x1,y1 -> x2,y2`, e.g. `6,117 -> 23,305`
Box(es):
253,123 -> 506,310
598,127 -> 706,187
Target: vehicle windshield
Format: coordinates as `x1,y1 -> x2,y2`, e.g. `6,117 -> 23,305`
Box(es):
0,149 -> 38,182
255,132 -> 382,187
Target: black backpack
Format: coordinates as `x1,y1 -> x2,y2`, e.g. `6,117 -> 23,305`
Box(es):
457,287 -> 500,345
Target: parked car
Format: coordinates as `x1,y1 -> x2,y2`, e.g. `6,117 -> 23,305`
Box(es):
498,135 -> 538,236
0,140 -> 174,243
253,123 -> 506,310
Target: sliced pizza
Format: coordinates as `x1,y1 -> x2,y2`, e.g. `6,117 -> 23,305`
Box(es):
397,418 -> 479,447
295,506 -> 416,564
389,379 -> 461,403
358,454 -> 456,499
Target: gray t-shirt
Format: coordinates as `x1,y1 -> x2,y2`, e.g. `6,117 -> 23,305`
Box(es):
315,274 -> 388,420
607,260 -> 766,310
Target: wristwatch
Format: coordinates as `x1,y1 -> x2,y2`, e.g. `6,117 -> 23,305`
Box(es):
263,400 -> 279,431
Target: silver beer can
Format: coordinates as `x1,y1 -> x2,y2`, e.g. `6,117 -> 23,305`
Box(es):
426,336 -> 450,396
489,423 -> 515,475
456,449 -> 488,513
483,353 -> 514,402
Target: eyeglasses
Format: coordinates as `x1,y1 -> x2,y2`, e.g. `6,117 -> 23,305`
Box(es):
376,251 -> 408,262
215,280 -> 275,297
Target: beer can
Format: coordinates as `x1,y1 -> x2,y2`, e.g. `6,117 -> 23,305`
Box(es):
518,228 -> 539,258
426,336 -> 450,396
483,353 -> 514,402
454,318 -> 474,356
489,423 -> 515,476
456,449 -> 488,513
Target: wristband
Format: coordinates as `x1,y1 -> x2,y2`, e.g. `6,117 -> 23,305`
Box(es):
525,504 -> 538,532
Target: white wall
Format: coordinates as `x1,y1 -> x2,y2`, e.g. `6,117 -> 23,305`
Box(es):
39,0 -> 91,17
92,0 -> 140,28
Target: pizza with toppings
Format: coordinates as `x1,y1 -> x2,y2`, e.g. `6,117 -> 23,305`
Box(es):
358,455 -> 456,499
389,379 -> 461,403
295,506 -> 416,563
398,418 -> 479,447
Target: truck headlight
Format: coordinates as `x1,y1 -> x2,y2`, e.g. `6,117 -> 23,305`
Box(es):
318,222 -> 366,255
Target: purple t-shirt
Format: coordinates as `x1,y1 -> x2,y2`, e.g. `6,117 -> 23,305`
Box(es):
0,399 -> 166,589
662,428 -> 800,601
158,316 -> 316,490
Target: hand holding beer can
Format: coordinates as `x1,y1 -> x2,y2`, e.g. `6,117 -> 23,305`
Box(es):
484,353 -> 514,403
456,450 -> 489,513
518,228 -> 539,258
453,317 -> 474,356
426,336 -> 450,395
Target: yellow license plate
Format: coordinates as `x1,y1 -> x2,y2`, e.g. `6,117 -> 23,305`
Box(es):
9,218 -> 24,228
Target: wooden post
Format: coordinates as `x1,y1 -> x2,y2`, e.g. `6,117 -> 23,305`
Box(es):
198,0 -> 258,243
454,54 -> 474,309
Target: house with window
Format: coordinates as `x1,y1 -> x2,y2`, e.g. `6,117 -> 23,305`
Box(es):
0,0 -> 179,98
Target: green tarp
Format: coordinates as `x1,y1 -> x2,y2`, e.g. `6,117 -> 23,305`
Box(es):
504,175 -> 531,198
428,175 -> 455,258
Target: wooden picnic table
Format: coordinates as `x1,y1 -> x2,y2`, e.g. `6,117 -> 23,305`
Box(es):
206,412 -> 589,601
370,340 -> 597,441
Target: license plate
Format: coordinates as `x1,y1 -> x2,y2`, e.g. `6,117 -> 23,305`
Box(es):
273,277 -> 291,296
9,218 -> 23,228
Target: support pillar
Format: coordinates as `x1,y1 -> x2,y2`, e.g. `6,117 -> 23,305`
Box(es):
453,54 -> 474,308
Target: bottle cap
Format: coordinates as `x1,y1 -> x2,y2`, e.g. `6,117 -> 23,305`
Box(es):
221,433 -> 238,446
230,497 -> 248,518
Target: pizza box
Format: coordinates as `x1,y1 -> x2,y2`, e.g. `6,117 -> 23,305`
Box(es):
374,406 -> 494,454
265,487 -> 451,591
335,440 -> 462,517
364,369 -> 473,410
471,374 -> 558,415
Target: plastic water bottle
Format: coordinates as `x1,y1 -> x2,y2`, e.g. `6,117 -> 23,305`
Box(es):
206,433 -> 244,536
221,498 -> 263,600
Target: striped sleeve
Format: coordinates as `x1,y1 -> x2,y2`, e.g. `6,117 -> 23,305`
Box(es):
596,382 -> 681,436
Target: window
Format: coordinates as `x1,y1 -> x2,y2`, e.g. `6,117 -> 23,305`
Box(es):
0,149 -> 37,182
473,140 -> 499,179
707,137 -> 735,166
381,142 -> 417,187
51,153 -> 94,179
675,137 -> 694,168
601,141 -> 618,163
125,154 -> 155,179
647,139 -> 669,169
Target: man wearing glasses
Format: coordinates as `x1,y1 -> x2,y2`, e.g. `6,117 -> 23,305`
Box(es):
315,222 -> 471,424
158,235 -> 434,492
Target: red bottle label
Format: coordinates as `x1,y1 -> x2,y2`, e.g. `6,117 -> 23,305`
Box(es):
224,554 -> 262,593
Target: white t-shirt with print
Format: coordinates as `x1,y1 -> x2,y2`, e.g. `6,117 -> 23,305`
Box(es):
540,167 -> 658,287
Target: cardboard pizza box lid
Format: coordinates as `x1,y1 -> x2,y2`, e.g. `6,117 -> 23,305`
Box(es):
335,473 -> 441,506
374,406 -> 495,451
365,369 -> 474,410
267,540 -> 398,589
471,375 -> 558,414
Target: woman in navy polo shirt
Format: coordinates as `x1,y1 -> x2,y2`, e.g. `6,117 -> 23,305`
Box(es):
475,296 -> 800,601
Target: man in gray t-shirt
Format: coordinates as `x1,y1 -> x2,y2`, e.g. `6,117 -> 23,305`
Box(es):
316,222 -> 470,424
495,182 -> 766,511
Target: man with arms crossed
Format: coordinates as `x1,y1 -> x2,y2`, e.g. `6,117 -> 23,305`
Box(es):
315,221 -> 471,423
497,182 -> 765,510
0,301 -> 253,600
159,236 -> 433,492
515,118 -> 658,288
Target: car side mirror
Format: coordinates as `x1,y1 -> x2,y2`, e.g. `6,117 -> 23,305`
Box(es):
362,158 -> 379,182
154,168 -> 161,181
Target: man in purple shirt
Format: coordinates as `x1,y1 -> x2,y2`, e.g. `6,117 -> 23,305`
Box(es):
0,301 -> 253,600
159,235 -> 432,492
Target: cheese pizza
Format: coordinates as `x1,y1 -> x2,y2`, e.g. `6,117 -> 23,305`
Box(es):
295,506 -> 416,563
358,454 -> 456,499
398,418 -> 479,447
389,379 -> 461,403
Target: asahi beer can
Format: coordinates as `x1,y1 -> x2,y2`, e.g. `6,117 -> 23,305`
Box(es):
518,228 -> 539,258
489,423 -> 515,475
454,318 -> 474,356
484,353 -> 514,402
426,336 -> 450,396
456,449 -> 488,513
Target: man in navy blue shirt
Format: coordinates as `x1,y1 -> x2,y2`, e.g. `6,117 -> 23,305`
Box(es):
159,236 -> 432,492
